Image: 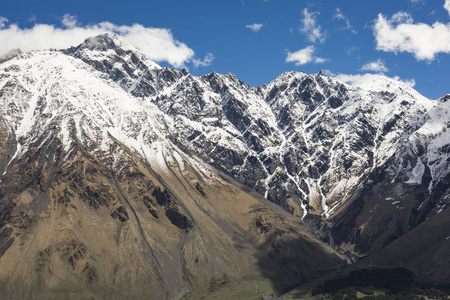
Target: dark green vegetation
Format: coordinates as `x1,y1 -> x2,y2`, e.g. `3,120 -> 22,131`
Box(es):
310,268 -> 450,300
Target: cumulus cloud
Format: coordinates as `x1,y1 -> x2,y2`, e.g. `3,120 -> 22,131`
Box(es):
193,53 -> 215,68
286,46 -> 327,65
61,14 -> 78,29
246,23 -> 263,32
335,73 -> 416,89
361,59 -> 388,72
373,11 -> 450,61
0,15 -> 195,68
333,8 -> 356,34
300,8 -> 326,43
114,25 -> 195,68
445,0 -> 450,16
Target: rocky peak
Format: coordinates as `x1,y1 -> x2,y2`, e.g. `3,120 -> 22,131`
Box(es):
200,71 -> 223,94
0,48 -> 22,63
63,33 -> 146,61
79,33 -> 130,52
63,33 -> 162,97
0,34 -> 449,294
438,94 -> 450,102
0,35 -> 445,234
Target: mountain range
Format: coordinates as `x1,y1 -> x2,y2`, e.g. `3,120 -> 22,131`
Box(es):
0,33 -> 448,299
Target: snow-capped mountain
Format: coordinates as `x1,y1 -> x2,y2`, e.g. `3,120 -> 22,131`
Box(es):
60,34 -> 447,220
0,33 -> 448,298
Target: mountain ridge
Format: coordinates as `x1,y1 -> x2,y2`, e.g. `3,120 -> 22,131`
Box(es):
0,33 -> 449,298
1,32 -> 448,231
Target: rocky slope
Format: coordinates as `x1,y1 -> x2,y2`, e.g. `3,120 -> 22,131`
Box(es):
0,33 -> 448,298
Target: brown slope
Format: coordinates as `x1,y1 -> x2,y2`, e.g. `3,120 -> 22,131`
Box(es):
0,131 -> 344,299
326,168 -> 450,283
374,199 -> 450,283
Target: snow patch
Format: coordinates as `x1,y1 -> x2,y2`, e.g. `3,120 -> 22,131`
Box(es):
406,158 -> 425,184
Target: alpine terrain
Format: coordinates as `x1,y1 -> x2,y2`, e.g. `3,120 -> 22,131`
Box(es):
0,33 -> 449,299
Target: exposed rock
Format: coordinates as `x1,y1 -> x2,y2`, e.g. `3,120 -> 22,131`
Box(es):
0,33 -> 448,298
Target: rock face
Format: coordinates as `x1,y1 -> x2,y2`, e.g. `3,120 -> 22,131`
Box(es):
0,33 -> 449,298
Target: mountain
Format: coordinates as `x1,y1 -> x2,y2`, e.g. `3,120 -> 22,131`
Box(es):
0,33 -> 448,298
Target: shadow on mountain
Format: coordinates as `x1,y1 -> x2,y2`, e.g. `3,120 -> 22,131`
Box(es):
256,232 -> 346,295
307,267 -> 450,299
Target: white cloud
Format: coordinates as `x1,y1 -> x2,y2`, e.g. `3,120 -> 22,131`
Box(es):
334,8 -> 345,20
193,53 -> 215,68
445,0 -> 450,16
314,57 -> 327,64
300,8 -> 326,43
335,73 -> 416,89
411,0 -> 425,5
246,23 -> 263,32
361,59 -> 388,72
373,11 -> 450,61
0,15 -> 195,68
286,45 -> 327,65
390,11 -> 413,24
322,69 -> 336,77
323,70 -> 415,90
0,17 -> 8,29
114,24 -> 194,68
61,14 -> 78,29
333,8 -> 356,34
28,15 -> 37,23
346,46 -> 360,56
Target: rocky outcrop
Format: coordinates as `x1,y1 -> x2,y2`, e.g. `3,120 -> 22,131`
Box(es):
0,33 -> 448,298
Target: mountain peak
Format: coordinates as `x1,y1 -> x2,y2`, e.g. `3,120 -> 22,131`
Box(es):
64,33 -> 160,70
0,48 -> 22,63
0,40 -> 449,297
438,94 -> 450,102
78,33 -> 134,53
271,70 -> 307,83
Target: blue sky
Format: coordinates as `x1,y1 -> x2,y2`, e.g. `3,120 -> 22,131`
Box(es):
1,0 -> 449,99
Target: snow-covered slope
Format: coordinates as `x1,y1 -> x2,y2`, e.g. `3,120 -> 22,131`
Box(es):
0,33 -> 447,221
0,34 -> 449,291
